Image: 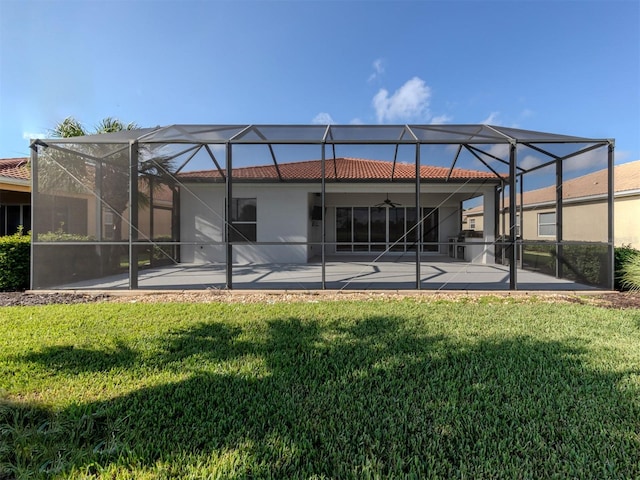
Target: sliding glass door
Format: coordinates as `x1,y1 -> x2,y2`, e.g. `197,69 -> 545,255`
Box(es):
336,206 -> 439,253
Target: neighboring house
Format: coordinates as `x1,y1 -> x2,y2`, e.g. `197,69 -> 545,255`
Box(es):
0,157 -> 31,235
1,157 -> 174,241
462,160 -> 640,247
177,157 -> 500,264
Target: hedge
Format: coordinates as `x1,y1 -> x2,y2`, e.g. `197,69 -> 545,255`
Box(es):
0,229 -> 30,291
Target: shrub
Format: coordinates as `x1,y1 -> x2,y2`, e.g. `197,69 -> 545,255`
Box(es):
0,229 -> 30,291
620,251 -> 640,292
560,244 -> 609,287
615,245 -> 640,291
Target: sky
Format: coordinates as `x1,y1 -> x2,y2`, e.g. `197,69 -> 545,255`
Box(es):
0,0 -> 638,164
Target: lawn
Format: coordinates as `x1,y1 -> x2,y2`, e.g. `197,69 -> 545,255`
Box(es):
1,297 -> 639,479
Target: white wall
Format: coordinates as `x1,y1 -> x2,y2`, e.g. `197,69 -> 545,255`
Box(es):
180,182 -> 494,263
180,184 -> 312,264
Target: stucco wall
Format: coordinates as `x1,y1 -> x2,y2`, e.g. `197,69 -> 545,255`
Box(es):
180,184 -> 310,264
615,195 -> 640,247
179,183 -> 491,264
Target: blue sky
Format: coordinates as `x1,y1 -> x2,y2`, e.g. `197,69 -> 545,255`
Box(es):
1,0 -> 638,163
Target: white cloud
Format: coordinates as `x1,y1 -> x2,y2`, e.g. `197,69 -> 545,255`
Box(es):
368,58 -> 385,82
350,118 -> 364,125
312,112 -> 335,125
372,77 -> 431,123
518,147 -> 609,176
430,114 -> 452,125
481,112 -> 500,125
519,154 -> 546,171
563,148 -> 608,172
485,144 -> 510,161
23,131 -> 47,140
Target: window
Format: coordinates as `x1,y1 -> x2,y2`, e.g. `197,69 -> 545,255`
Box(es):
1,205 -> 31,236
537,212 -> 556,237
229,198 -> 256,242
469,218 -> 476,230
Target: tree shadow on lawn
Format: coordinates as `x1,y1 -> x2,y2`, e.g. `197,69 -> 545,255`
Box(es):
2,316 -> 639,478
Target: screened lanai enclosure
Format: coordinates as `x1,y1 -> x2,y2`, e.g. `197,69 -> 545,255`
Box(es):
30,124 -> 614,291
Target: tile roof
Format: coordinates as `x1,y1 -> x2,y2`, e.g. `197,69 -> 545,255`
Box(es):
517,159 -> 640,207
0,157 -> 30,182
179,157 -> 499,182
464,159 -> 640,214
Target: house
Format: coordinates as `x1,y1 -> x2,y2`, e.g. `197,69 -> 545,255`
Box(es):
0,158 -> 30,235
462,160 -> 640,248
177,157 -> 500,264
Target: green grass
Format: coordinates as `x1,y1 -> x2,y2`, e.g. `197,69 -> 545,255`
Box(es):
1,298 -> 639,479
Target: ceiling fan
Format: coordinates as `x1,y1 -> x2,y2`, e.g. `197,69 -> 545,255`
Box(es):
375,194 -> 401,208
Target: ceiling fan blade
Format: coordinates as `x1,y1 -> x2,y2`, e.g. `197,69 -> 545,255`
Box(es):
374,196 -> 401,208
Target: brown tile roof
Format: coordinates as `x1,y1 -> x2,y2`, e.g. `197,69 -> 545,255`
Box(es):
179,157 -> 499,182
0,157 -> 30,181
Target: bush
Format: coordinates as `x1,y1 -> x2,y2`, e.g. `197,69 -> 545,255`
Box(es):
619,249 -> 640,292
615,245 -> 640,291
560,244 -> 609,287
0,229 -> 30,291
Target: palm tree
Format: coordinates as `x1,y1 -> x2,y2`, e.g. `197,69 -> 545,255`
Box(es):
51,116 -> 138,137
49,117 -> 140,242
46,117 -> 177,270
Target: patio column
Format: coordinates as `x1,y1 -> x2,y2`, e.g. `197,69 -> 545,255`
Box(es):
607,141 -> 615,290
415,143 -> 421,289
129,141 -> 139,289
482,190 -> 495,264
321,143 -> 326,289
29,144 -> 38,290
555,156 -> 564,278
225,142 -> 233,289
509,142 -> 517,290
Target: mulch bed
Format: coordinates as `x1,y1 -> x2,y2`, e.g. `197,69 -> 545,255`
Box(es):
1,291 -> 639,309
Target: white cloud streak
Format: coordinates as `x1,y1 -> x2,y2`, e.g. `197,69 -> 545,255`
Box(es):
430,114 -> 452,125
23,131 -> 47,140
312,112 -> 335,125
368,58 -> 385,82
481,112 -> 500,125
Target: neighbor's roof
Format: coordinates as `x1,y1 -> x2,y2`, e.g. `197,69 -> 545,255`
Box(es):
464,160 -> 640,214
179,157 -> 500,183
519,159 -> 640,207
0,157 -> 30,182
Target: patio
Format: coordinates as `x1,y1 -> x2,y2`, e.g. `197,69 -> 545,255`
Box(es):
57,255 -> 597,291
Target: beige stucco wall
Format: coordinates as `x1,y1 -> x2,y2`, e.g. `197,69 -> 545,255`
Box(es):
463,212 -> 484,233
492,194 -> 638,246
514,203 -> 608,242
562,201 -> 608,242
614,195 -> 640,247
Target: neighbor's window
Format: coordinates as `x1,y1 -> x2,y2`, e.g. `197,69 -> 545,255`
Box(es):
230,198 -> 257,242
1,205 -> 31,236
469,218 -> 476,230
537,212 -> 556,237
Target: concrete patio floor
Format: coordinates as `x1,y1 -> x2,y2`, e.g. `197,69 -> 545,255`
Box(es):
58,255 -> 599,291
